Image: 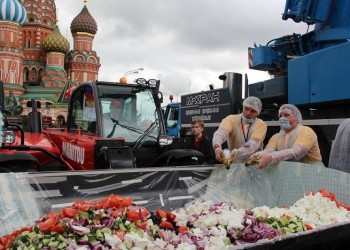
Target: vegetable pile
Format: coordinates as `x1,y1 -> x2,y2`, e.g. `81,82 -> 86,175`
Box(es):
1,189 -> 350,249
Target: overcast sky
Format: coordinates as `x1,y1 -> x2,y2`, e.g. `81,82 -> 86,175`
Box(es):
55,0 -> 308,104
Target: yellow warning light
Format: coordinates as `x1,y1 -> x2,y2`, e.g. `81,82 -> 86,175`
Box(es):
119,77 -> 127,84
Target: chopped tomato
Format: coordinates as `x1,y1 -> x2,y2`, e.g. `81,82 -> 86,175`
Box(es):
72,200 -> 82,207
128,206 -> 150,220
304,224 -> 313,230
111,208 -> 124,218
37,218 -> 56,231
61,207 -> 78,218
156,209 -> 167,218
342,203 -> 350,211
0,235 -> 15,249
319,189 -> 328,197
51,224 -> 65,233
103,194 -> 132,208
120,197 -> 133,207
47,211 -> 58,217
166,212 -> 176,221
37,213 -> 59,232
316,189 -> 350,210
160,221 -> 173,229
328,192 -> 336,201
0,237 -> 5,245
72,201 -> 86,210
156,209 -> 175,221
107,194 -> 124,208
94,201 -> 103,210
136,220 -> 148,229
99,197 -> 110,209
79,204 -> 92,212
21,226 -> 32,232
0,237 -> 7,248
100,195 -> 133,209
126,211 -> 141,221
11,226 -> 32,237
178,226 -> 189,233
72,200 -> 98,211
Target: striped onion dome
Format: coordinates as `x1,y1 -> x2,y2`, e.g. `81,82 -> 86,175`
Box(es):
42,25 -> 70,54
70,3 -> 97,35
0,0 -> 27,25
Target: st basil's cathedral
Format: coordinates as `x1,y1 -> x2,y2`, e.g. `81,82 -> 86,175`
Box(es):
0,0 -> 100,126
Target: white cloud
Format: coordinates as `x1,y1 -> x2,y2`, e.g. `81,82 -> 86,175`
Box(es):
56,0 -> 308,105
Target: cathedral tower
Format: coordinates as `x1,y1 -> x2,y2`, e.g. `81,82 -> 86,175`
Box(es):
42,22 -> 70,87
22,0 -> 56,85
66,0 -> 100,83
0,0 -> 27,96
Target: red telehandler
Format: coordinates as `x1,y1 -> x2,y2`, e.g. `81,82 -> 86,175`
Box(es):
0,79 -> 204,172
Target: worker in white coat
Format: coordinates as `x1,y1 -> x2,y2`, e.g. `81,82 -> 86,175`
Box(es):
213,96 -> 267,163
251,104 -> 323,168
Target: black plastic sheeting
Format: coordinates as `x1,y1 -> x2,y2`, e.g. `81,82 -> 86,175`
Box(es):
29,166 -> 213,213
2,162 -> 350,249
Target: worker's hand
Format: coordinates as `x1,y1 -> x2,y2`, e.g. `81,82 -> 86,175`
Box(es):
215,147 -> 224,163
253,152 -> 272,169
231,149 -> 239,162
250,151 -> 263,160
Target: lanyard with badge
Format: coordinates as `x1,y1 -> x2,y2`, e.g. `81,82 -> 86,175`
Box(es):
241,118 -> 252,143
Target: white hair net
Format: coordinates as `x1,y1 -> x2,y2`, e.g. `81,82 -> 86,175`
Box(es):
279,104 -> 302,123
243,96 -> 262,115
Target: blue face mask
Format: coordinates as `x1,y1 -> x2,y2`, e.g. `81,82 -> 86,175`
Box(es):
242,115 -> 255,124
279,117 -> 291,130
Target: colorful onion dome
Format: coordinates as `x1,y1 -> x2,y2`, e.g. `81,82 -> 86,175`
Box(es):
42,25 -> 70,54
0,0 -> 27,25
70,3 -> 97,35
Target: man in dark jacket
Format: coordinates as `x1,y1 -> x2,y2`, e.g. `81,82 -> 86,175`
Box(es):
187,118 -> 215,164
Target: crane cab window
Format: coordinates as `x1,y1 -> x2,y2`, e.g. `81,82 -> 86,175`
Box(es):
165,106 -> 179,127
